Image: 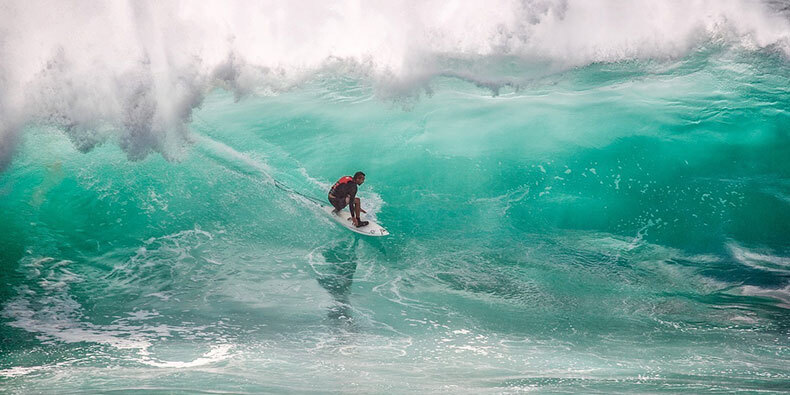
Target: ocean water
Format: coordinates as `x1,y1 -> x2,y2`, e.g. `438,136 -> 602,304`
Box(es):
2,1 -> 790,393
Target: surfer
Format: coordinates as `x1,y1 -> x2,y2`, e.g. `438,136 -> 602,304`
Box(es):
328,171 -> 369,227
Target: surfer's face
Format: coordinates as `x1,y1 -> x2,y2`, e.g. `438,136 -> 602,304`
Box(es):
355,175 -> 365,185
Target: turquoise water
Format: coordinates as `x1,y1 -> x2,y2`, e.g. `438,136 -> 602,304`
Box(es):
2,3 -> 790,393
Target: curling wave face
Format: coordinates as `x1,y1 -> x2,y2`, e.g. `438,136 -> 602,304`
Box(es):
1,1 -> 790,393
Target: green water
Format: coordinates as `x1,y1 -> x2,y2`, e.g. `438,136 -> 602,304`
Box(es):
1,49 -> 789,392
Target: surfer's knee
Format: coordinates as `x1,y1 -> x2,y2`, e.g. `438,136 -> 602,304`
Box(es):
355,197 -> 360,203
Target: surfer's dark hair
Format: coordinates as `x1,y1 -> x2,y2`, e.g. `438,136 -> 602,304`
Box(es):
354,171 -> 365,179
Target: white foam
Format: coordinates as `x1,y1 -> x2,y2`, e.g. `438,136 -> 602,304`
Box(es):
2,295 -> 154,350
728,242 -> 790,274
138,344 -> 235,368
0,360 -> 73,378
739,285 -> 790,309
0,252 -> 227,365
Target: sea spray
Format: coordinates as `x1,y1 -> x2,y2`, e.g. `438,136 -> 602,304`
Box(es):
1,1 -> 790,169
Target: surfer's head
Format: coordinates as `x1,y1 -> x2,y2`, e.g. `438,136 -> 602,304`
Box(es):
353,171 -> 365,185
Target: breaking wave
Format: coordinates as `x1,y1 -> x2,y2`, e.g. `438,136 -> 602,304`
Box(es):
1,0 -> 789,169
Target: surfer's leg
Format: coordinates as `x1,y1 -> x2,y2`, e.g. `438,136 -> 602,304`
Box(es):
329,196 -> 346,213
353,198 -> 368,227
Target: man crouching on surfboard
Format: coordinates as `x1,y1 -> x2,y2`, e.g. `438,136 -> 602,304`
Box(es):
328,171 -> 369,227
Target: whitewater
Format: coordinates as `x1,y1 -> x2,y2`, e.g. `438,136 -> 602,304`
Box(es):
1,0 -> 790,392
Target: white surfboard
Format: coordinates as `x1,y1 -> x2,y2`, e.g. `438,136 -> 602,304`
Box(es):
321,205 -> 389,237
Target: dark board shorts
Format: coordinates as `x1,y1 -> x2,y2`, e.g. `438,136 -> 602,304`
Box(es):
328,195 -> 347,211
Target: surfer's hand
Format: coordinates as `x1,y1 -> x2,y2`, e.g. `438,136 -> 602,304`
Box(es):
360,208 -> 367,213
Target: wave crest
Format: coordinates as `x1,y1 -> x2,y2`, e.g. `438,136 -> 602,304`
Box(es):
1,0 -> 789,168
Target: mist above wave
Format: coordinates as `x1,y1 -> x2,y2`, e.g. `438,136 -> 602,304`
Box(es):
1,0 -> 788,169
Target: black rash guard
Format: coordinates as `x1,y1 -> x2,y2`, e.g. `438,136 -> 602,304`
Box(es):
329,181 -> 358,217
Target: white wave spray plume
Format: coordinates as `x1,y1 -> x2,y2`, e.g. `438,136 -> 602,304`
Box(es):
0,0 -> 788,169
